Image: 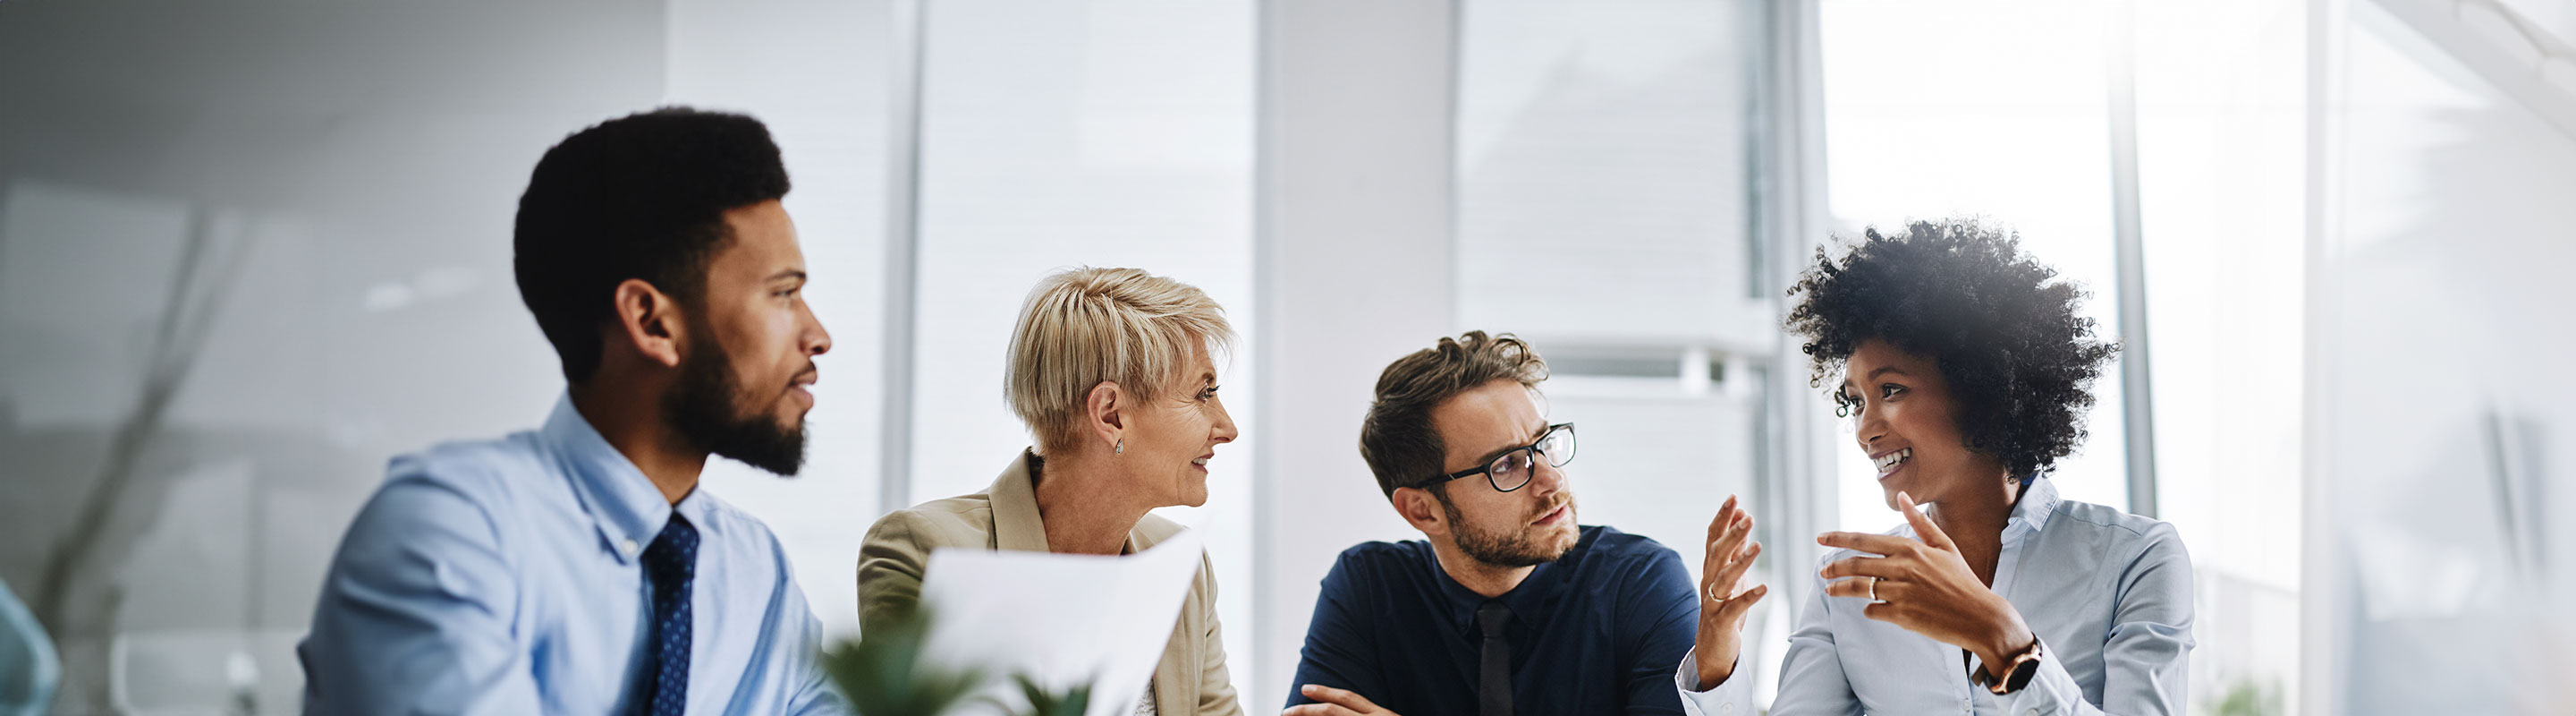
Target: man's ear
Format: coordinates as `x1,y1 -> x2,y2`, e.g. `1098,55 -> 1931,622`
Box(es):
610,278 -> 685,370
1392,486 -> 1450,537
1082,380 -> 1126,452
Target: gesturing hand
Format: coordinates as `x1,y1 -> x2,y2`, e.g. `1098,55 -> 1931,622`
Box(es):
1283,685 -> 1401,716
1815,491 -> 2035,676
1690,494 -> 1768,689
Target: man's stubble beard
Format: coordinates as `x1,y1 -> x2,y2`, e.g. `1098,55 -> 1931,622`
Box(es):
1439,490 -> 1577,568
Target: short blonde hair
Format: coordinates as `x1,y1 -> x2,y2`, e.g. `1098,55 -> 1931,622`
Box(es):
1006,267 -> 1234,455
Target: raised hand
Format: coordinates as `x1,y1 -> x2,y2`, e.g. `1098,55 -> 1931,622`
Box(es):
1814,491 -> 2035,676
1690,494 -> 1768,688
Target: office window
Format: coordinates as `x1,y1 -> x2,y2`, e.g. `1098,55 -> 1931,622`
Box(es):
1819,0 -> 2133,531
2310,2 -> 2576,711
2131,0 -> 2305,712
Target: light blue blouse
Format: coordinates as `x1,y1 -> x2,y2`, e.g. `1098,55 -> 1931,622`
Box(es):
1677,477 -> 2194,715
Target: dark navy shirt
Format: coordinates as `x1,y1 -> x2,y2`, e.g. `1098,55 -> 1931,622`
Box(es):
1285,524 -> 1699,715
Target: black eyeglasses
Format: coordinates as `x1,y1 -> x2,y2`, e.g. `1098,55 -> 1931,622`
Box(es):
1423,422 -> 1576,493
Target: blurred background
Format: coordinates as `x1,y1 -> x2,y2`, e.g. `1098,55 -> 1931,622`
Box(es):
2,0 -> 2571,713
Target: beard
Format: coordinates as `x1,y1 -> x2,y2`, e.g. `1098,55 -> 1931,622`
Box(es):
666,333 -> 808,476
1438,490 -> 1578,567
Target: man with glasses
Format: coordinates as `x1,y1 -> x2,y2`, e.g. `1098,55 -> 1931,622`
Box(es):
1283,331 -> 1701,716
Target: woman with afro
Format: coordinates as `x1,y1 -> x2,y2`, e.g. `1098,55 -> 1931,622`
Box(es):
1677,219 -> 2193,714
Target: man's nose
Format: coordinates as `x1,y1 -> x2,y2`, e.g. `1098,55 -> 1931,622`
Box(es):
1529,457 -> 1569,494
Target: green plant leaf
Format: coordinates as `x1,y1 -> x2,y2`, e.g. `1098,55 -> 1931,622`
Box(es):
1013,674 -> 1094,716
822,606 -> 986,716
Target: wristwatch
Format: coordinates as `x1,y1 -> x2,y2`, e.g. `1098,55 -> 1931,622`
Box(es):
1969,639 -> 2044,695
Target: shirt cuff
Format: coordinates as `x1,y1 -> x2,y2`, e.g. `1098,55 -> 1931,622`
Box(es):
1674,652 -> 1754,716
1988,637 -> 2084,716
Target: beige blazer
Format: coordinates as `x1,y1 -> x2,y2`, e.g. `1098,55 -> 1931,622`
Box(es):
857,450 -> 1241,716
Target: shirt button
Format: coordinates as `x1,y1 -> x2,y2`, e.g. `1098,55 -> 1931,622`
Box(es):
622,538 -> 640,555
1717,704 -> 1733,713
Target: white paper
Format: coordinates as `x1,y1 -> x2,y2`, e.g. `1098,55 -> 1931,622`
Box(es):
917,528 -> 1204,716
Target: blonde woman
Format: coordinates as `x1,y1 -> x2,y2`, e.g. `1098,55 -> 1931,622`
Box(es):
858,267 -> 1242,716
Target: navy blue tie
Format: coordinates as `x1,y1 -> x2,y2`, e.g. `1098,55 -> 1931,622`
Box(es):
638,515 -> 698,716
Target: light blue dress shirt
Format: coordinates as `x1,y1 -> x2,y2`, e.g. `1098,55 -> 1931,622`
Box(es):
299,395 -> 846,715
1677,477 -> 2194,715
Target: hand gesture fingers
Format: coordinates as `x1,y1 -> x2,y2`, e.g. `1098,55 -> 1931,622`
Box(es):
1689,495 -> 1770,687
1712,583 -> 1767,625
1701,495 -> 1762,604
1820,575 -> 1901,601
1702,497 -> 1750,569
1289,685 -> 1394,716
1813,531 -> 1917,557
1818,554 -> 1904,582
1894,491 -> 1955,551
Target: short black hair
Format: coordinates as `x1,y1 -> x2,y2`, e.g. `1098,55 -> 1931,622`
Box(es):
1784,219 -> 2117,482
513,107 -> 790,382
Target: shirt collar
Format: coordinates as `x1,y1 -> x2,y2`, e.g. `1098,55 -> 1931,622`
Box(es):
540,392 -> 709,566
987,449 -> 1054,553
1436,566 -> 1549,640
986,448 -> 1149,555
2003,474 -> 2061,544
1431,537 -> 1582,640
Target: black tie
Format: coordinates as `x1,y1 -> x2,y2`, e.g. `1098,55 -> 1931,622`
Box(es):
637,515 -> 699,716
1476,601 -> 1513,716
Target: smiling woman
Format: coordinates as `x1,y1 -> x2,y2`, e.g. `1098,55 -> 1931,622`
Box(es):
1678,220 -> 2193,716
857,267 -> 1244,716
1788,220 -> 2120,490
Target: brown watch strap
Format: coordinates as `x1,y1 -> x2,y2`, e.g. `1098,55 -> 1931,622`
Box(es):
1966,640 -> 2045,695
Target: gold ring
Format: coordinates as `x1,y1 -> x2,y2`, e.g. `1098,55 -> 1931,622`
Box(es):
1867,576 -> 1880,601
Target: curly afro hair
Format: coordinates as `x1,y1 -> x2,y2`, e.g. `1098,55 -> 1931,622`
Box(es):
1784,219 -> 2117,482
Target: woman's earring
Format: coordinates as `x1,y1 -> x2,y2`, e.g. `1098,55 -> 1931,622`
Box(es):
1114,439 -> 1124,456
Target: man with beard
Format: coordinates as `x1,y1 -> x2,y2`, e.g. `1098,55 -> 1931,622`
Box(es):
298,108 -> 845,715
1283,331 -> 1700,716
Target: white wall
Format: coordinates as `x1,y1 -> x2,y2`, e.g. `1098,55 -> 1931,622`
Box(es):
665,0 -> 896,644
904,0 -> 1259,701
0,0 -> 894,709
1452,0 -> 1785,690
1818,0 -> 2135,527
1251,0 -> 1462,706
